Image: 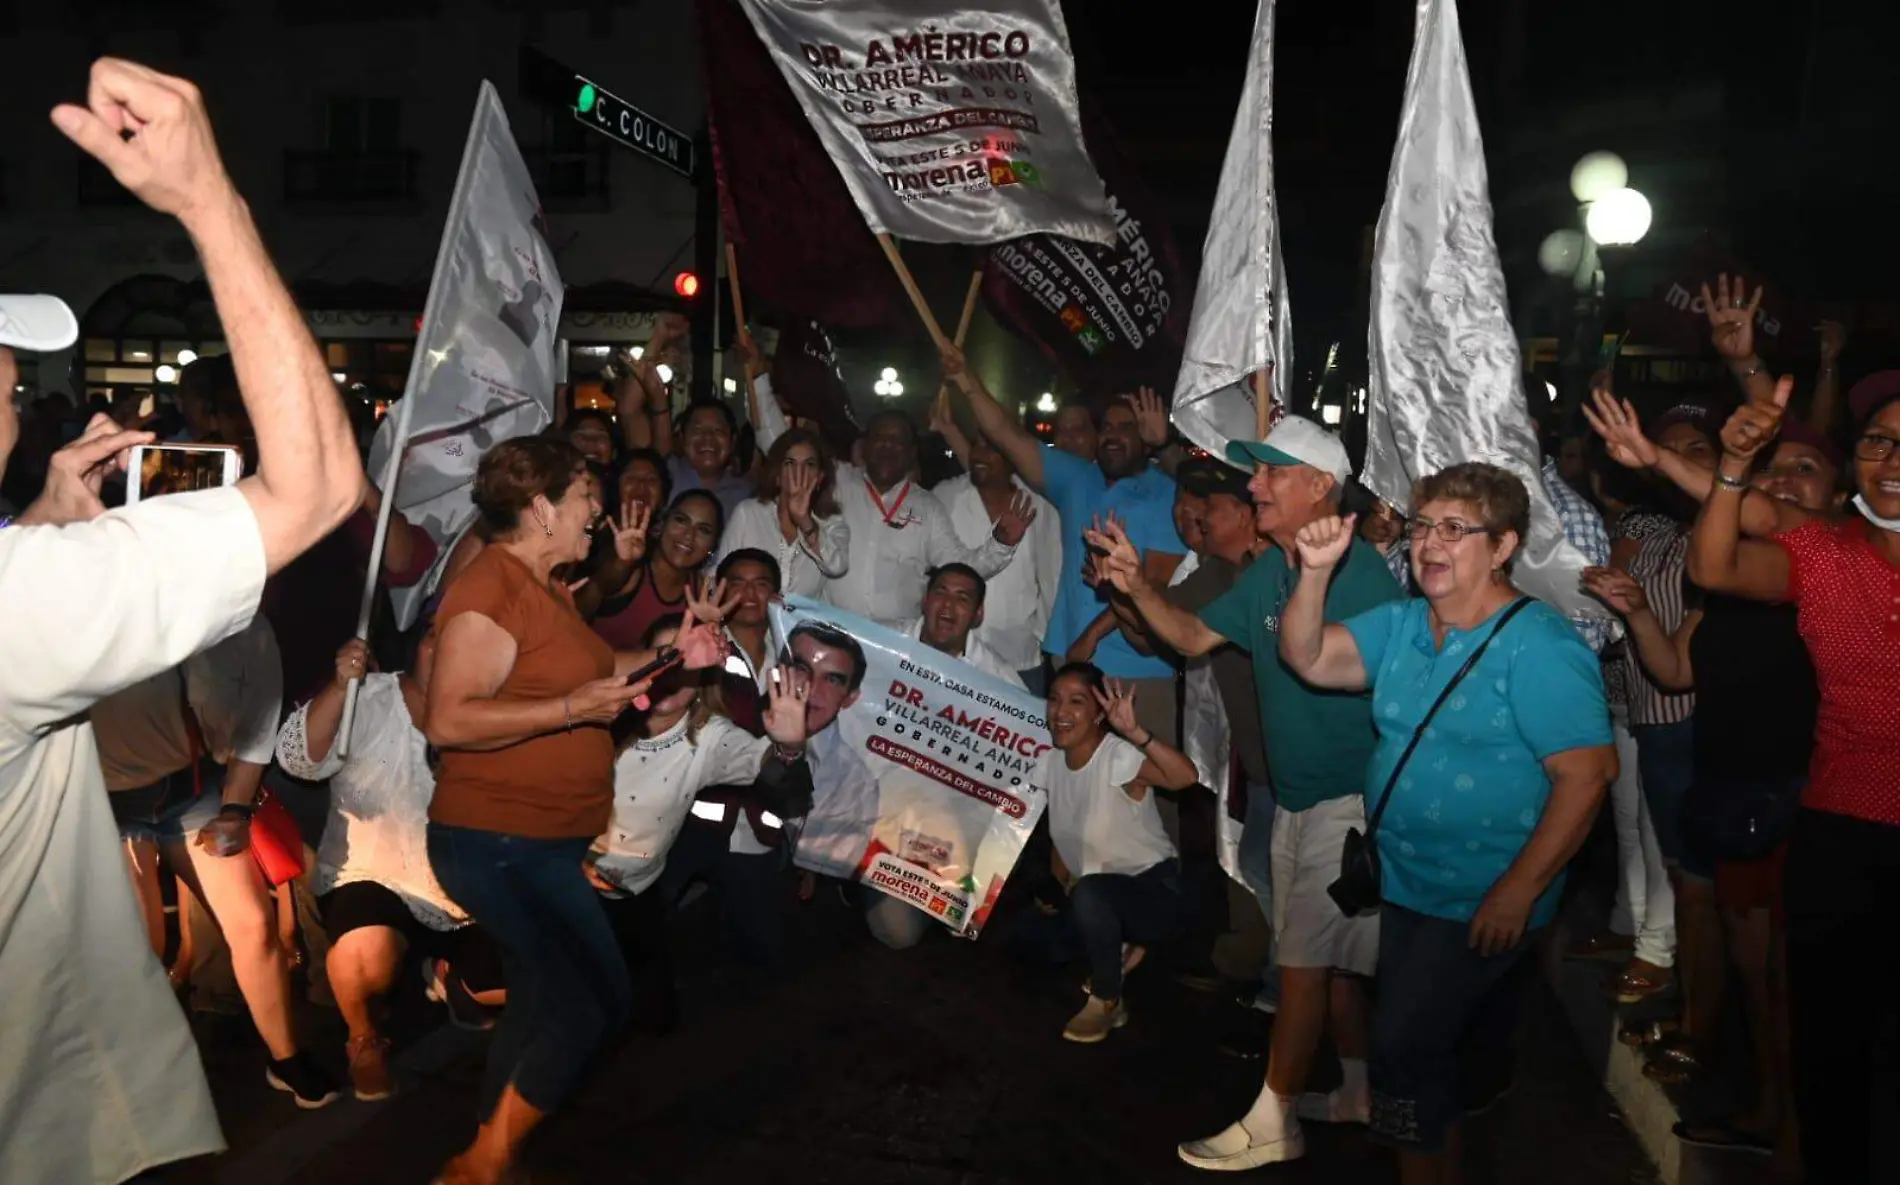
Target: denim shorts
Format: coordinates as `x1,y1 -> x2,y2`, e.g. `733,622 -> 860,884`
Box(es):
111,772 -> 221,846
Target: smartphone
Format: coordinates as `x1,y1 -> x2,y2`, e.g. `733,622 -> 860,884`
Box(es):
625,646 -> 683,687
125,443 -> 242,505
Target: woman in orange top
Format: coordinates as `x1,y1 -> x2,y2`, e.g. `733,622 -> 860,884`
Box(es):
422,437 -> 728,1185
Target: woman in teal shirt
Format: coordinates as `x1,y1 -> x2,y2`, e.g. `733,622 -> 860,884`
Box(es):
1276,462 -> 1616,1185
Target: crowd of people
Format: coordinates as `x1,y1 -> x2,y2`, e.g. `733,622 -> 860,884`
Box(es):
1,56 -> 1893,1185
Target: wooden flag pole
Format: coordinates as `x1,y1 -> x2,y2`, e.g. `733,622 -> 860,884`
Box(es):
724,241 -> 760,426
1252,366 -> 1271,440
876,233 -> 952,353
933,269 -> 985,406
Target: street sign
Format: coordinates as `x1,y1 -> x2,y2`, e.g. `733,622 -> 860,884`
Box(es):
520,45 -> 696,179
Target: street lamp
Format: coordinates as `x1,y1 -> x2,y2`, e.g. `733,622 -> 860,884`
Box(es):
176,348 -> 198,367
1569,152 -> 1628,203
1585,187 -> 1652,247
154,364 -> 179,384
1544,152 -> 1651,424
873,366 -> 903,398
1036,392 -> 1056,413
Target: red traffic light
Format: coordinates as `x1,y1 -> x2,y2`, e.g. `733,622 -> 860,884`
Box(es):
673,271 -> 701,299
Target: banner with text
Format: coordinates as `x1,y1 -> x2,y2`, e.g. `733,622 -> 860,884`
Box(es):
735,0 -> 1115,246
367,82 -> 563,629
981,102 -> 1189,396
771,596 -> 1050,937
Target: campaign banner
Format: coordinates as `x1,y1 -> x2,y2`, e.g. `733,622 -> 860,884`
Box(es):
768,319 -> 861,454
1171,0 -> 1292,463
1624,236 -> 1792,356
734,0 -> 1115,247
366,82 -> 563,628
770,596 -> 1050,937
980,103 -> 1189,395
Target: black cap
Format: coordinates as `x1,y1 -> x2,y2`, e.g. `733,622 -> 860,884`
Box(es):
1178,459 -> 1253,504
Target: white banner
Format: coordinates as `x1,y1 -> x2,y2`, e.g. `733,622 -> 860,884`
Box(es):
368,81 -> 564,629
1364,0 -> 1591,617
735,0 -> 1115,246
770,596 -> 1049,937
1170,0 -> 1291,467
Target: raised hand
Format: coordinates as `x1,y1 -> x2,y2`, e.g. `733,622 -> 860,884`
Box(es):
780,463 -> 817,531
1719,374 -> 1793,463
1081,513 -> 1145,594
1581,384 -> 1660,470
333,637 -> 372,689
684,577 -> 742,627
566,675 -> 649,725
1131,386 -> 1169,448
1581,566 -> 1649,616
674,609 -> 731,670
991,490 -> 1037,546
51,59 -> 236,224
606,495 -> 651,565
1818,319 -> 1846,364
1093,678 -> 1141,737
761,665 -> 811,748
737,330 -> 768,381
1293,514 -> 1357,572
938,343 -> 969,385
1700,274 -> 1763,363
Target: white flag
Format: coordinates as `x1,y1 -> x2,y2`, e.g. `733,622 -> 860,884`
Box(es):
367,82 -> 564,629
1170,0 -> 1292,467
1364,0 -> 1590,616
735,0 -> 1114,246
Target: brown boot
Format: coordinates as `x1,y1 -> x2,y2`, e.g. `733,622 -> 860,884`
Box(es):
347,1033 -> 393,1101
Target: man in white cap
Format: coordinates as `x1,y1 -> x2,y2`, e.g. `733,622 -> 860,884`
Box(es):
1089,415 -> 1401,1170
1,58 -> 364,1185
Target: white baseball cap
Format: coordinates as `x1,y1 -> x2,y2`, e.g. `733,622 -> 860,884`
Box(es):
0,294 -> 79,353
1226,415 -> 1352,484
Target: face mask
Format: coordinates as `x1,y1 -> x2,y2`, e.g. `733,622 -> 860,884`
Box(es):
1851,494 -> 1900,533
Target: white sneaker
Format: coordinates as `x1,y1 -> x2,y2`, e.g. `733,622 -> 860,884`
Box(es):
1295,1085 -> 1370,1124
1177,1118 -> 1306,1170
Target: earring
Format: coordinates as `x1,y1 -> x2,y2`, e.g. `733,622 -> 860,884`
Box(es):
543,522 -> 554,537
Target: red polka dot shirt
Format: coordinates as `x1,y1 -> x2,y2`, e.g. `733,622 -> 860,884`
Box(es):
1776,517 -> 1900,826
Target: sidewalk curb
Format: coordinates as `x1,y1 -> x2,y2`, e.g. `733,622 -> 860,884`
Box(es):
1542,923 -> 1681,1185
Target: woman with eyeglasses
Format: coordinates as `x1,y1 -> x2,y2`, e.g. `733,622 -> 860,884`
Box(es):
1277,463 -> 1615,1185
1680,377 -> 1900,1185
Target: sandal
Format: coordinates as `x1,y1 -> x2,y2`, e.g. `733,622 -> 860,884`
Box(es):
1603,960 -> 1674,1004
1618,1017 -> 1679,1049
1672,1120 -> 1773,1155
1643,1038 -> 1708,1086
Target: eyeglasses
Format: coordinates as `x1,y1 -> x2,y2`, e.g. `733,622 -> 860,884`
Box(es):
1405,517 -> 1493,544
1854,433 -> 1900,463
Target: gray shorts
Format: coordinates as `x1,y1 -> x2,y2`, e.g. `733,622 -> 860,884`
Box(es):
1270,796 -> 1380,975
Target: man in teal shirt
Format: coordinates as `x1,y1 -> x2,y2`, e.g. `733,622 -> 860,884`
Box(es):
1089,416 -> 1399,1171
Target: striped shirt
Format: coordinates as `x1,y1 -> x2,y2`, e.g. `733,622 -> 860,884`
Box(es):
1615,510 -> 1695,726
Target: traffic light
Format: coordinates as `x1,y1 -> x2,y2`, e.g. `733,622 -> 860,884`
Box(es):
673,271 -> 701,300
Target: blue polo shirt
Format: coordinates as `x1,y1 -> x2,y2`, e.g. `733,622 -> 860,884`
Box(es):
1342,597 -> 1611,926
1039,446 -> 1183,679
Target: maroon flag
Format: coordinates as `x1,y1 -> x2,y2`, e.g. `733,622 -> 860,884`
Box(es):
980,105 -> 1189,396
1625,236 -> 1798,356
769,320 -> 861,453
699,0 -> 907,330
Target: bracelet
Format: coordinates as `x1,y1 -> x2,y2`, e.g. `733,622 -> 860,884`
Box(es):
563,696 -> 574,731
1713,471 -> 1749,492
774,742 -> 806,763
1735,359 -> 1764,380
218,802 -> 255,822
1134,731 -> 1155,749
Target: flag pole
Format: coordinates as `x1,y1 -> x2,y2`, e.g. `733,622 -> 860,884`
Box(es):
933,269 -> 984,408
724,241 -> 761,426
875,233 -> 952,353
1252,365 -> 1271,440
336,84 -> 492,759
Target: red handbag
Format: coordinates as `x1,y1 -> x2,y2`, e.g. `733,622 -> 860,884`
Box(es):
249,788 -> 306,887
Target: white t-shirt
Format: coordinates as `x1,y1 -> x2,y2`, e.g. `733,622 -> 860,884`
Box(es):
277,674 -> 467,932
0,486 -> 267,1185
716,497 -> 849,599
930,474 -> 1061,673
592,714 -> 772,896
1037,734 -> 1176,879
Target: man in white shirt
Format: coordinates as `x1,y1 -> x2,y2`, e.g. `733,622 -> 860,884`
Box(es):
928,434 -> 1060,691
903,564 -> 1027,690
754,392 -> 1035,628
0,59 -> 365,1185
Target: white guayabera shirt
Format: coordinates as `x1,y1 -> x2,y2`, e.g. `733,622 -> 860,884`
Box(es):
0,486 -> 267,1185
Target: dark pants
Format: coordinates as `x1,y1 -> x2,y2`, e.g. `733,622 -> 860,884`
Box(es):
1783,808 -> 1900,1184
1006,860 -> 1185,1000
659,821 -> 785,964
427,824 -> 630,1116
1368,903 -> 1536,1154
596,886 -> 677,1036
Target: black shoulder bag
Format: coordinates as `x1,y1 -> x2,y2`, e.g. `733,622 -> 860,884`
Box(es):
1328,598 -> 1533,917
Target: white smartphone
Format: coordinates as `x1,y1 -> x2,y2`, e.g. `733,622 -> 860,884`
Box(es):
125,443 -> 242,505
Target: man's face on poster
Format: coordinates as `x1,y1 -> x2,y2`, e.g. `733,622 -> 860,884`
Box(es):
790,632 -> 861,736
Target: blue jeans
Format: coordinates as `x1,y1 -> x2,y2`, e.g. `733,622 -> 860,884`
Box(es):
1633,718 -> 1705,875
1368,904 -> 1536,1154
1238,784 -> 1280,1010
427,824 -> 631,1115
1006,860 -> 1186,1000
